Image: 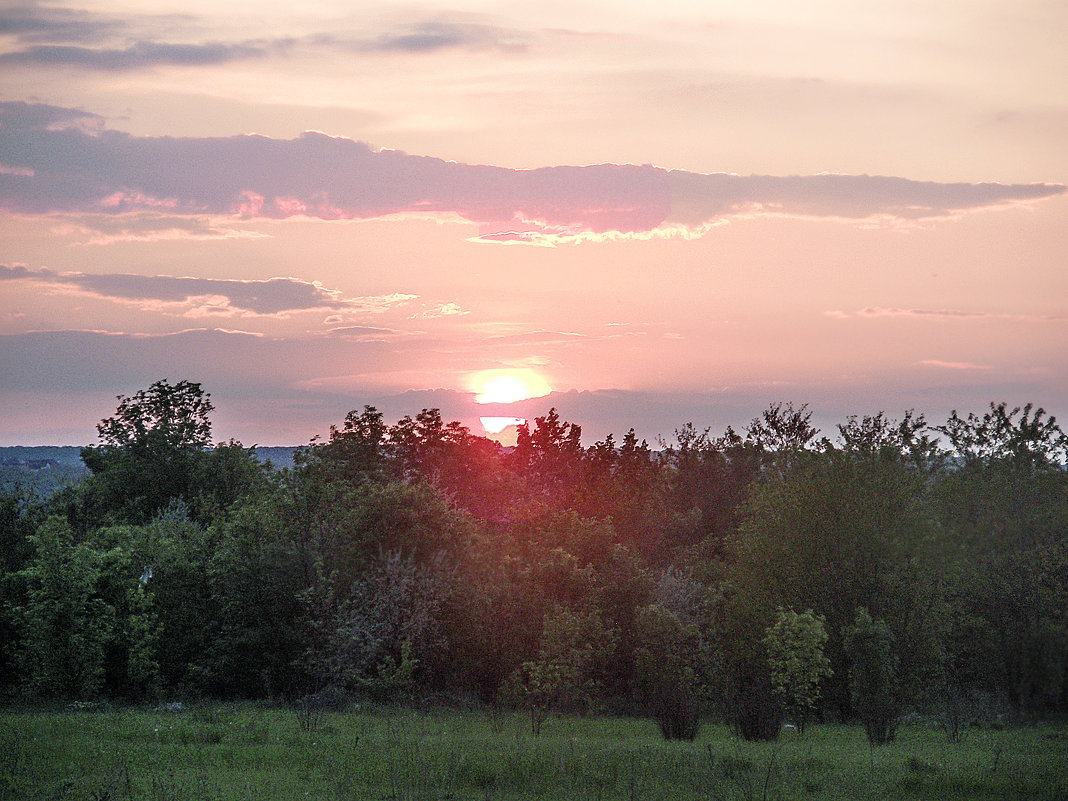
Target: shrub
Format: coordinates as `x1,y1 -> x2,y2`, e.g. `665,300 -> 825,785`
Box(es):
502,605 -> 617,736
844,607 -> 899,745
762,607 -> 832,735
725,666 -> 784,741
633,604 -> 704,740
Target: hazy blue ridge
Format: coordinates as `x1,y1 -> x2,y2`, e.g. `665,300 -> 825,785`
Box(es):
0,444 -> 299,498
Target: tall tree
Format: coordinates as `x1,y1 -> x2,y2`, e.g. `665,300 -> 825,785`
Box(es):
728,442 -> 946,718
663,424 -> 762,557
80,380 -> 216,524
933,403 -> 1068,713
296,405 -> 389,484
510,409 -> 585,509
746,402 -> 820,454
13,516 -> 159,700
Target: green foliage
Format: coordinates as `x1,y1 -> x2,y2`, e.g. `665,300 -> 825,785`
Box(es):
730,444 -> 946,717
80,380 -> 215,524
661,422 -> 762,558
504,604 -> 618,735
357,639 -> 419,700
191,440 -> 273,522
95,379 -> 214,451
11,516 -> 161,701
844,607 -> 900,745
4,389 -> 1068,740
329,549 -> 452,694
510,408 -> 586,509
0,488 -> 40,699
632,603 -> 705,740
0,453 -> 88,501
932,407 -> 1068,714
203,500 -> 308,699
76,380 -> 273,530
578,428 -> 666,552
92,544 -> 161,700
120,581 -> 161,699
13,516 -> 112,699
297,404 -> 388,484
837,410 -> 939,467
763,607 -> 832,734
745,401 -> 821,454
936,402 -> 1067,466
123,507 -> 216,695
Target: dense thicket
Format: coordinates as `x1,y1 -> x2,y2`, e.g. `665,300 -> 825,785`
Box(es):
2,382 -> 1066,742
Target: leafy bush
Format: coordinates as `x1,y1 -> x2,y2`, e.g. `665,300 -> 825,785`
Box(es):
725,667 -> 784,741
633,604 -> 704,740
502,605 -> 617,736
763,607 -> 832,734
844,607 -> 899,745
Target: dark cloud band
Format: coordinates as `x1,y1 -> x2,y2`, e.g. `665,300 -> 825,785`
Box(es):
0,265 -> 398,316
0,40 -> 285,70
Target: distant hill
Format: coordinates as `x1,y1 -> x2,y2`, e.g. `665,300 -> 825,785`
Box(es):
0,447 -> 89,498
0,446 -> 88,467
0,444 -> 300,499
251,446 -> 299,469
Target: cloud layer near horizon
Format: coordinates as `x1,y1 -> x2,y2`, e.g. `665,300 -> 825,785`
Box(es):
4,324 -> 1059,448
1,103 -> 1061,243
3,325 -> 1060,447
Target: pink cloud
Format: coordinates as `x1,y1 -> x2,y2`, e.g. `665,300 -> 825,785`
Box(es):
919,359 -> 992,370
0,102 -> 1063,242
827,307 -> 1068,322
98,190 -> 178,210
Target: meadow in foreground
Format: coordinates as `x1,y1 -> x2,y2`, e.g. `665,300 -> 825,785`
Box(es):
3,705 -> 1067,801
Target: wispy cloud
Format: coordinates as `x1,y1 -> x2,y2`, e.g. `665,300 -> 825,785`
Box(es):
487,330 -> 588,345
0,103 -> 1063,242
826,306 -> 1068,322
0,4 -> 126,45
0,101 -> 105,134
0,264 -> 416,317
0,3 -> 293,70
918,359 -> 991,370
54,214 -> 267,244
411,302 -> 469,319
0,40 -> 293,70
0,4 -> 528,67
666,172 -> 1063,226
318,21 -> 529,54
324,325 -> 398,340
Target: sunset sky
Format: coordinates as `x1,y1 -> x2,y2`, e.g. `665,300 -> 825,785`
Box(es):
1,1 -> 1066,446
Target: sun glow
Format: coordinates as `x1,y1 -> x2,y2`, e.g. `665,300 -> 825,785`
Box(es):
473,371 -> 551,405
472,370 -> 551,444
480,416 -> 526,434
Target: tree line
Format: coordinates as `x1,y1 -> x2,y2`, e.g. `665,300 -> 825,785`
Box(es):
2,380 -> 1066,743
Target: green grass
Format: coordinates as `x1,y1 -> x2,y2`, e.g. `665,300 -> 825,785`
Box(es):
2,705 -> 1066,800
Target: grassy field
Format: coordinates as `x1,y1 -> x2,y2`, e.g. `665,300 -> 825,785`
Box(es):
2,704 -> 1066,800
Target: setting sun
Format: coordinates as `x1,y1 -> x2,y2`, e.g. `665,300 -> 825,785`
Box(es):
472,370 -> 551,443
479,416 -> 526,434
473,371 -> 552,405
